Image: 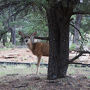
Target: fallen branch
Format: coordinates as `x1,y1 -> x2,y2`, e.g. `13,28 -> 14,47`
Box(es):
69,50 -> 90,63
69,62 -> 83,64
69,62 -> 90,65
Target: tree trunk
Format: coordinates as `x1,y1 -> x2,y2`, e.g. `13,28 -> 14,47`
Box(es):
2,21 -> 8,46
10,28 -> 16,45
9,7 -> 16,45
73,14 -> 82,44
2,34 -> 7,46
47,6 -> 72,79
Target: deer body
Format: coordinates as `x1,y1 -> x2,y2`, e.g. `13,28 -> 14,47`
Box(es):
19,31 -> 49,74
27,41 -> 49,74
27,42 -> 49,56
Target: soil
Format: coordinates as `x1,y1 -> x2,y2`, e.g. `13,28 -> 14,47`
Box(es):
0,47 -> 90,90
0,47 -> 90,64
0,48 -> 49,64
0,74 -> 90,90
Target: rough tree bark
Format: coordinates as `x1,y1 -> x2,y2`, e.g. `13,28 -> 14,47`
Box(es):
47,5 -> 72,79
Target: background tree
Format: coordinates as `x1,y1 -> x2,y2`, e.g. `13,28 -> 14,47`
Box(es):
73,14 -> 82,44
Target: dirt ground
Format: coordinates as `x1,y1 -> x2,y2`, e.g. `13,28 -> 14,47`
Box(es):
0,47 -> 50,65
0,74 -> 90,90
0,48 -> 38,63
0,47 -> 90,64
0,48 -> 90,90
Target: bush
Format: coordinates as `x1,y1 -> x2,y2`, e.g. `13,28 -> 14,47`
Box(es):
69,43 -> 76,51
0,42 -> 4,48
87,42 -> 90,50
5,42 -> 15,48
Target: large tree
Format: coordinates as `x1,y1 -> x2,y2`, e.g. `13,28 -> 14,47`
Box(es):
46,1 -> 72,79
0,0 -> 90,80
46,0 -> 90,79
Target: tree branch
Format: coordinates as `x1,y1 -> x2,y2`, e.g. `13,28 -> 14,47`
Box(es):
0,30 -> 8,40
10,5 -> 29,18
70,23 -> 86,41
69,50 -> 90,64
73,11 -> 90,15
0,1 -> 21,12
34,36 -> 49,40
6,1 -> 35,21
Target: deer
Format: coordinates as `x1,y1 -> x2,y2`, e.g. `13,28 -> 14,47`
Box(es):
19,31 -> 49,74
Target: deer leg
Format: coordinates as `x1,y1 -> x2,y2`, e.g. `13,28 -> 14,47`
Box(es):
36,56 -> 41,74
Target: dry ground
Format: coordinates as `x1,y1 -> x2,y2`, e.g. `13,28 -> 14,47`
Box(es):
0,47 -> 90,64
0,74 -> 90,90
0,47 -> 90,90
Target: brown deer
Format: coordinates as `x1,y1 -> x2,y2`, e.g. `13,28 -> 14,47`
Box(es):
19,31 -> 49,74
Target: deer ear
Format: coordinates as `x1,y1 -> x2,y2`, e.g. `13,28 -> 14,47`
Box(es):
18,31 -> 25,38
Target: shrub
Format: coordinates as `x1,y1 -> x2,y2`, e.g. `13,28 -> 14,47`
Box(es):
69,43 -> 76,51
5,42 -> 15,48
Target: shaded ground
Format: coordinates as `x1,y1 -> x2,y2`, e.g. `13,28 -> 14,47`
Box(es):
0,74 -> 90,90
0,47 -> 90,90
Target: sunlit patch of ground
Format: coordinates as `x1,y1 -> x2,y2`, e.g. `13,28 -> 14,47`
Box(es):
0,47 -> 90,64
0,48 -> 38,63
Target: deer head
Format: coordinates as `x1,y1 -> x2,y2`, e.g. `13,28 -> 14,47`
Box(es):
24,32 -> 37,45
18,31 -> 37,44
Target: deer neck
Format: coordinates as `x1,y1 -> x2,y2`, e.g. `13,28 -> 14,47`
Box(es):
27,42 -> 33,51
